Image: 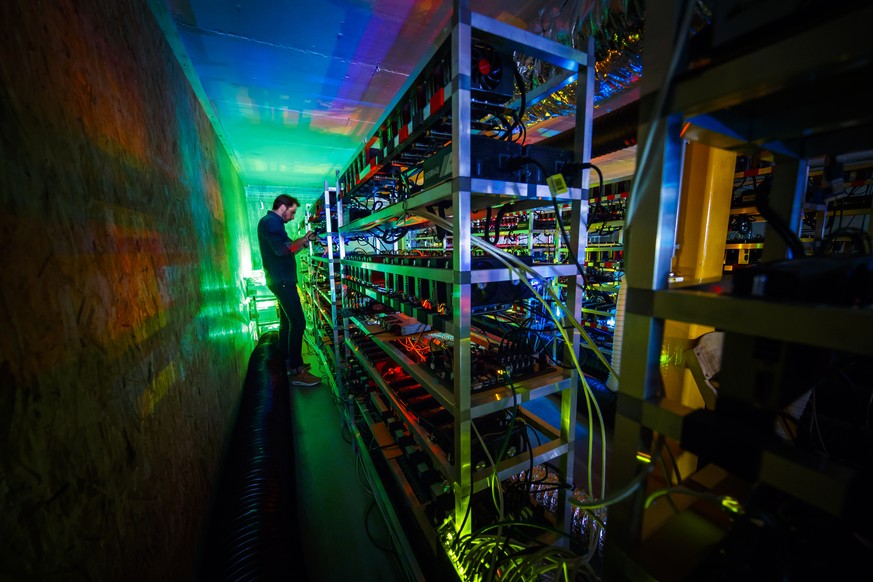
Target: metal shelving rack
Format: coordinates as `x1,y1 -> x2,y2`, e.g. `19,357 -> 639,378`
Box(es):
580,177 -> 631,375
605,3 -> 873,579
320,0 -> 597,568
304,185 -> 345,401
725,157 -> 873,271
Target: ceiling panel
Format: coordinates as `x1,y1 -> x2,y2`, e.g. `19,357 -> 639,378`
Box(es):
165,0 -> 460,192
162,0 -> 627,200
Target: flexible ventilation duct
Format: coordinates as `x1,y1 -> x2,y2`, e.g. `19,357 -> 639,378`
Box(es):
200,332 -> 307,581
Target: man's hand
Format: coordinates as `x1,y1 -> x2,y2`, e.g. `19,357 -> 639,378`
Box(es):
288,232 -> 314,254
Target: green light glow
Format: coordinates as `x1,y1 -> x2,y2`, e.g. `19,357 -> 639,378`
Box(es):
166,0 -> 452,191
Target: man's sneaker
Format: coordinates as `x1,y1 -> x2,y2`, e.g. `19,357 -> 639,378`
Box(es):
286,362 -> 312,376
289,370 -> 321,387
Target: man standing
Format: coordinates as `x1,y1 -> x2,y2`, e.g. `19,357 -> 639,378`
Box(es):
257,194 -> 322,387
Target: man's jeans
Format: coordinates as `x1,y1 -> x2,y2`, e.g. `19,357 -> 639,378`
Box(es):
268,280 -> 306,371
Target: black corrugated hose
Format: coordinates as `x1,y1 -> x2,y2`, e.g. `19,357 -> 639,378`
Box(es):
200,331 -> 309,581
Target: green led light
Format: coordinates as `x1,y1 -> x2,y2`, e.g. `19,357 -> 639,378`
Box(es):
721,496 -> 744,515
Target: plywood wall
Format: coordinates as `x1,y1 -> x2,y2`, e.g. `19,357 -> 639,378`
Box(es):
0,0 -> 253,579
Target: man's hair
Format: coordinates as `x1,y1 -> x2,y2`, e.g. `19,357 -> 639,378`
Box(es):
272,194 -> 300,210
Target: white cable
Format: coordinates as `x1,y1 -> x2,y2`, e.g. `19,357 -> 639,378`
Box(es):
471,419 -> 505,528
414,208 -> 607,498
417,208 -> 616,378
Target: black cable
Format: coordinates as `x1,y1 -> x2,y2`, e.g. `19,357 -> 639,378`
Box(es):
340,421 -> 353,444
452,381 -> 520,554
511,157 -> 587,282
483,206 -> 494,244
364,499 -> 396,555
821,227 -> 871,255
657,455 -> 681,513
754,178 -> 808,260
521,422 -> 535,495
544,350 -> 575,369
578,161 -> 605,200
663,440 -> 683,485
512,65 -> 527,145
492,203 -> 511,245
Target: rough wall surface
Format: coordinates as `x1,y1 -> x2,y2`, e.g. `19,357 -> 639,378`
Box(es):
0,0 -> 253,579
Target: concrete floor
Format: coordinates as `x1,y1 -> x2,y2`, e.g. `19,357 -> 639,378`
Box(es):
290,345 -> 406,582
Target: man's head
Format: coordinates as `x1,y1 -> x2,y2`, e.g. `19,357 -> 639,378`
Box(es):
272,194 -> 300,223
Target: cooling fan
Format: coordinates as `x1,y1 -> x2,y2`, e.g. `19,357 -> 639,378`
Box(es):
471,41 -> 515,103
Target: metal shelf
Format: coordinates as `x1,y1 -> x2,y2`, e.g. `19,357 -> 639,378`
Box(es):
338,7 -> 589,201
356,402 -> 440,550
342,258 -> 454,283
671,6 -> 873,155
342,181 -> 454,233
350,335 -> 571,499
346,282 -> 448,331
580,343 -> 612,356
347,332 -> 570,497
672,8 -> 871,119
346,330 -> 569,500
317,288 -> 338,303
472,264 -> 577,283
728,206 -> 760,216
346,336 -> 453,476
468,177 -> 587,202
581,307 -> 615,317
830,206 -> 873,217
352,403 -> 430,579
469,11 -> 589,70
348,317 -> 455,409
588,219 -> 624,230
348,315 -> 574,418
470,426 -> 568,494
728,205 -> 827,217
341,179 -> 588,233
342,259 -> 577,283
636,288 -> 873,357
306,185 -> 346,402
468,371 -> 574,418
724,242 -> 764,250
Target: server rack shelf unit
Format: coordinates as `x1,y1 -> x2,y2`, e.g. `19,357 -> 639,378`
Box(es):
304,185 -> 346,402
244,273 -> 281,340
580,176 -> 631,381
725,154 -> 873,271
406,204 -> 586,264
606,3 -> 873,580
321,1 -> 604,578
